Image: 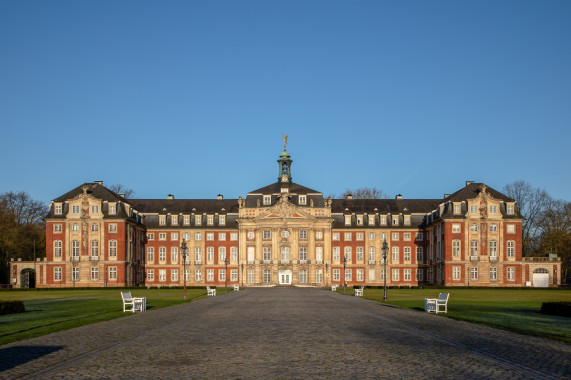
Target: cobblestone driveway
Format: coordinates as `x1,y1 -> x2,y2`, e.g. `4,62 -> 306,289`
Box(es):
1,288 -> 569,379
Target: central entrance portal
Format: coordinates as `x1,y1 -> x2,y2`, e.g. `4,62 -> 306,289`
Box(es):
279,269 -> 292,285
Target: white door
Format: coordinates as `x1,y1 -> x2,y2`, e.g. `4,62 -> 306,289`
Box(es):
279,269 -> 292,285
533,273 -> 549,287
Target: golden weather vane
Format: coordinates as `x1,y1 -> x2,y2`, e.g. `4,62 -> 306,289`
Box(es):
282,134 -> 288,149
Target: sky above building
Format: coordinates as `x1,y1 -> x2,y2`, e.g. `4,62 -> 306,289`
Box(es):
1,1 -> 570,204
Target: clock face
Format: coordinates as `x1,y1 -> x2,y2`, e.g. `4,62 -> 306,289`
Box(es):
281,175 -> 289,182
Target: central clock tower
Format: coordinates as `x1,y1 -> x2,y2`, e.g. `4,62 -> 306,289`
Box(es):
278,149 -> 292,183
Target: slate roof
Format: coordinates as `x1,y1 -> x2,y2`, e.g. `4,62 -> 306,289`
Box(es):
444,183 -> 514,203
131,199 -> 239,214
331,199 -> 440,214
247,182 -> 322,195
53,183 -> 130,204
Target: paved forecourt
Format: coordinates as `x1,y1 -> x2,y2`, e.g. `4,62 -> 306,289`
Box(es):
1,288 -> 570,379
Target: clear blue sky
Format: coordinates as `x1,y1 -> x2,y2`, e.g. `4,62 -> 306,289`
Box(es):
1,1 -> 570,204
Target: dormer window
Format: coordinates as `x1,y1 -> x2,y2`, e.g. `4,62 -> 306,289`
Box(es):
54,204 -> 62,215
380,216 -> 387,225
207,216 -> 214,225
219,215 -> 226,226
507,204 -> 514,215
109,204 -> 116,215
263,195 -> 271,205
184,216 -> 190,225
172,216 -> 178,225
392,216 -> 399,226
453,204 -> 461,215
195,215 -> 202,225
404,216 -> 410,225
299,195 -> 306,205
357,216 -> 363,225
345,215 -> 351,225
368,216 -> 375,225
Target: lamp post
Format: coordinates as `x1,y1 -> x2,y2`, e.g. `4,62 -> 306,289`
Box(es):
382,239 -> 388,301
181,239 -> 188,300
241,263 -> 244,287
343,255 -> 347,294
224,256 -> 228,293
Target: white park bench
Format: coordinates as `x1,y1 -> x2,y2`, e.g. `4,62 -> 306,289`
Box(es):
331,284 -> 338,292
233,284 -> 240,292
354,286 -> 364,297
121,292 -> 146,312
207,286 -> 217,296
425,293 -> 449,313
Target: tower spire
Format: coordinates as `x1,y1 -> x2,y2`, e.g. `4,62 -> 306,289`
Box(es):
278,136 -> 292,183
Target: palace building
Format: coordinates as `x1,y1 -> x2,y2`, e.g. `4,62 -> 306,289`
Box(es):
11,149 -> 561,288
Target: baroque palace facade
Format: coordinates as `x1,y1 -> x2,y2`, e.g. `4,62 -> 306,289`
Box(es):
12,149 -> 561,288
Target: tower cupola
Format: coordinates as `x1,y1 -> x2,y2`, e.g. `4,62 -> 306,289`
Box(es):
278,149 -> 292,183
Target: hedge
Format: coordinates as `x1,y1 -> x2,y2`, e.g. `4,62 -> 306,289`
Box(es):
0,300 -> 26,315
540,302 -> 571,318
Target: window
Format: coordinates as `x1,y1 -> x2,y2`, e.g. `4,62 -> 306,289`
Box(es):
299,246 -> 307,262
183,233 -> 190,241
507,204 -> 514,215
490,224 -> 497,232
195,233 -> 202,241
470,205 -> 478,214
489,240 -> 497,258
54,267 -> 62,281
315,246 -> 323,263
368,232 -> 375,240
356,247 -> 363,261
296,269 -> 306,284
333,247 -> 340,262
184,216 -> 190,225
380,269 -> 386,281
247,246 -> 255,263
357,216 -> 363,225
470,241 -> 478,257
207,216 -> 214,225
415,232 -> 423,241
380,216 -> 387,225
507,224 -> 515,233
356,269 -> 363,281
53,241 -> 62,258
344,233 -> 351,241
147,233 -> 154,241
452,266 -> 460,280
470,224 -> 478,232
91,267 -> 98,280
392,233 -> 399,241
72,240 -> 80,257
404,216 -> 411,225
54,204 -> 62,214
333,269 -> 340,281
404,269 -> 411,281
159,247 -> 166,262
159,216 -> 166,225
404,247 -> 411,261
219,269 -> 226,281
219,233 -> 226,241
159,269 -> 166,281
507,241 -> 515,257
470,267 -> 478,280
109,204 -> 116,214
404,233 -> 411,241
53,224 -> 62,233
356,233 -> 363,241
147,247 -> 154,262
219,247 -> 226,261
344,247 -> 352,262
109,267 -> 117,280
207,247 -> 214,261
207,233 -> 214,241
416,247 -> 423,262
368,247 -> 375,262
91,205 -> 99,214
195,247 -> 202,262
454,204 -> 461,214
195,216 -> 202,225
171,233 -> 179,241
109,224 -> 117,233
333,233 -> 340,241
72,267 -> 79,281
281,230 -> 289,239
91,240 -> 99,257
263,230 -> 271,240
207,269 -> 214,281
392,216 -> 399,226
452,240 -> 460,257
172,269 -> 179,282
345,215 -> 351,225
195,270 -> 202,281
172,216 -> 178,225
489,205 -> 497,214
490,267 -> 497,280
263,195 -> 271,205
72,205 -> 80,214
72,224 -> 79,232
185,270 -> 190,281
316,231 -> 323,240
91,224 -> 98,232
231,270 -> 238,281
280,246 -> 290,263
219,216 -> 226,226
299,195 -> 306,205
109,240 -> 117,257
230,233 -> 238,241
452,224 -> 461,233
248,231 -> 255,240
263,269 -> 270,283
392,247 -> 399,262
368,216 -> 375,226
231,247 -> 238,262
392,269 -> 399,281
299,230 -> 307,239
159,233 -> 166,241
345,269 -> 352,281
171,247 -> 179,263
248,269 -> 254,284
369,269 -> 376,281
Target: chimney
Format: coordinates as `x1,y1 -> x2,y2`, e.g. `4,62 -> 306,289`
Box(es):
94,180 -> 103,185
217,194 -> 223,200
444,193 -> 451,199
118,193 -> 125,197
346,194 -> 353,200
167,194 -> 175,200
396,194 -> 402,200
466,180 -> 474,186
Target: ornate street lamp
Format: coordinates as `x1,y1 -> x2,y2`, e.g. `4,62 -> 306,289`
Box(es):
382,239 -> 389,301
181,239 -> 188,300
224,256 -> 228,293
343,255 -> 347,294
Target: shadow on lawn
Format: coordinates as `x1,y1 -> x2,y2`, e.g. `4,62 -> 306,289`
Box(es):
0,345 -> 65,371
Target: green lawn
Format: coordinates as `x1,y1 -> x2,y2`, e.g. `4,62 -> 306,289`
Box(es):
355,287 -> 571,344
0,288 -> 212,346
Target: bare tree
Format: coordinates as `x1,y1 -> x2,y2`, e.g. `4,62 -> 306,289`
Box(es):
538,199 -> 571,280
503,180 -> 551,256
109,184 -> 136,199
339,187 -> 388,199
